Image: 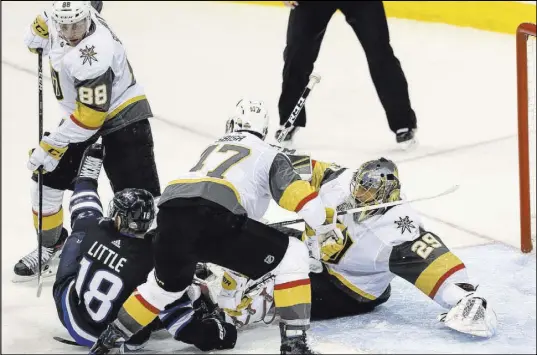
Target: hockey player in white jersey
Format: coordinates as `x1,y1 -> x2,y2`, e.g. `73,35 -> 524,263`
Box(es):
15,1 -> 161,280
220,157 -> 498,338
89,99 -> 341,354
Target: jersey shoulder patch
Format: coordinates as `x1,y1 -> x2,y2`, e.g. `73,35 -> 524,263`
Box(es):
379,203 -> 423,244
65,27 -> 114,80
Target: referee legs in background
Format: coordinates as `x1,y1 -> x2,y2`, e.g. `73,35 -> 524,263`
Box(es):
277,1 -> 417,147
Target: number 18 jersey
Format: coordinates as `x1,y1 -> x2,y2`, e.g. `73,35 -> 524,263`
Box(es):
53,204 -> 154,346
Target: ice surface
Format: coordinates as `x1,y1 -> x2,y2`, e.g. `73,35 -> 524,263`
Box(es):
2,1 -> 535,353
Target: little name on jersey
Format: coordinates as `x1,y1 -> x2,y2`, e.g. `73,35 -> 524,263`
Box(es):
88,241 -> 127,273
216,135 -> 246,143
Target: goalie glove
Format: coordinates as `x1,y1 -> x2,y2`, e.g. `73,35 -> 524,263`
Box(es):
220,273 -> 276,328
218,270 -> 249,314
28,132 -> 68,173
438,288 -> 497,338
303,207 -> 345,266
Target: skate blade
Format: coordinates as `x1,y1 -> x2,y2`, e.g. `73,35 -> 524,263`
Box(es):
11,259 -> 59,283
397,137 -> 418,151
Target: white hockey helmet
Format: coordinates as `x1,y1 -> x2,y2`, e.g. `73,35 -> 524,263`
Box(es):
225,99 -> 269,140
50,1 -> 92,46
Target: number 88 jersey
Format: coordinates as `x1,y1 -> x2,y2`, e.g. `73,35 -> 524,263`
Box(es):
39,6 -> 147,140
53,216 -> 154,347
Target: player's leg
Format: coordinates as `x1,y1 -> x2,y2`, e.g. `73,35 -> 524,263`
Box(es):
198,211 -> 315,354
52,231 -> 101,347
339,1 -> 417,143
389,228 -> 497,337
14,138 -> 97,281
309,270 -> 390,320
277,1 -> 337,140
103,200 -> 203,341
101,119 -> 161,199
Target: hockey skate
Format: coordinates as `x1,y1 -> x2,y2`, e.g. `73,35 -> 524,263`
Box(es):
396,128 -> 417,151
12,227 -> 68,282
280,323 -> 317,354
275,125 -> 300,149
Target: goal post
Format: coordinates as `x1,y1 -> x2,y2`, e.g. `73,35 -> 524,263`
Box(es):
517,22 -> 536,253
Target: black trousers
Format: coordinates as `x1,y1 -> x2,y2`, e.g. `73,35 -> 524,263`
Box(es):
154,198 -> 290,292
32,119 -> 161,198
279,1 -> 416,133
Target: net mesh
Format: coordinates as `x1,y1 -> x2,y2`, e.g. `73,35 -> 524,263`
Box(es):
528,32 -> 536,246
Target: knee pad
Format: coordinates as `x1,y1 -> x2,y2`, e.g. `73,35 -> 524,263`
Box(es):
137,269 -> 188,311
273,238 -> 310,284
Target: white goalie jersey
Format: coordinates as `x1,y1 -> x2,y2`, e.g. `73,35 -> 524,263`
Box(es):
26,7 -> 148,143
318,168 -> 427,300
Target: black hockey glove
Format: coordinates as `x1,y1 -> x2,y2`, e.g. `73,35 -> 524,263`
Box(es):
89,322 -> 126,354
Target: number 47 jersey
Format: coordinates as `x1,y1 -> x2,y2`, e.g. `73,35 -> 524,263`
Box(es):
159,132 -> 324,227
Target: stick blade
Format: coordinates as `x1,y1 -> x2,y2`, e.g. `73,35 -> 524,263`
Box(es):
36,275 -> 43,297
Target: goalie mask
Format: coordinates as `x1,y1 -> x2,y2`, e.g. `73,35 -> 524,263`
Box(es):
51,1 -> 92,46
225,99 -> 269,140
349,157 -> 401,222
108,188 -> 155,238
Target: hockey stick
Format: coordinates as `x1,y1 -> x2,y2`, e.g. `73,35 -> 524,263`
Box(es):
36,49 -> 44,298
53,336 -> 81,347
269,184 -> 460,228
276,73 -> 321,143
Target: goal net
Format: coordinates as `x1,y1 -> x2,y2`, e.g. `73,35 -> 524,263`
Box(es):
517,23 -> 536,253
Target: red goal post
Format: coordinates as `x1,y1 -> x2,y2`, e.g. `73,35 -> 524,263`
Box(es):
517,22 -> 536,253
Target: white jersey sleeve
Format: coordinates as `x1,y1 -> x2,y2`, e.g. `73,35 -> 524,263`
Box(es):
47,9 -> 145,144
160,132 -> 326,228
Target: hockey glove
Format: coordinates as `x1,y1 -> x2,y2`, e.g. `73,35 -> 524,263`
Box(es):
319,223 -> 346,262
24,13 -> 49,54
303,207 -> 344,263
89,322 -> 127,354
28,132 -> 68,173
193,317 -> 237,351
218,271 -> 250,315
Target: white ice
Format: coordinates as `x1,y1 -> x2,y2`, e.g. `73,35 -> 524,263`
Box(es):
1,1 -> 535,353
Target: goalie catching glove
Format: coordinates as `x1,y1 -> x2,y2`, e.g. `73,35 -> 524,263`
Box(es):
218,270 -> 276,328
